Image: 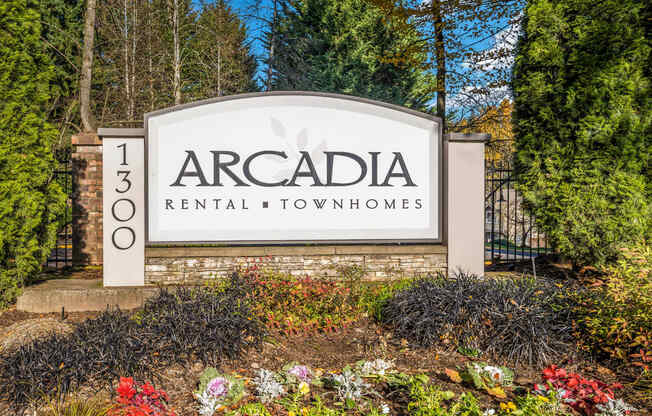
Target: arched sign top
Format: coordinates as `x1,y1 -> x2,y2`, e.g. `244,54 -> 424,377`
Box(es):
145,92 -> 442,245
145,91 -> 442,125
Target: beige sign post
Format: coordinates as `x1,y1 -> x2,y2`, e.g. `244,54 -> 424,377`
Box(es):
445,133 -> 490,277
101,129 -> 145,286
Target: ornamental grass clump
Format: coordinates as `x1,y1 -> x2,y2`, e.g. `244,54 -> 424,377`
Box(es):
382,272 -> 575,366
139,277 -> 264,365
0,273 -> 263,409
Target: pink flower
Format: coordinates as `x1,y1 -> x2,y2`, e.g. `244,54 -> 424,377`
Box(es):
288,365 -> 312,382
207,377 -> 229,398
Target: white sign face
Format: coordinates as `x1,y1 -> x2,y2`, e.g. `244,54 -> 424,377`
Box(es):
103,138 -> 145,285
146,94 -> 440,243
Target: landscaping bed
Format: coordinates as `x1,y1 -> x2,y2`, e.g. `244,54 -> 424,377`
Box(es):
0,267 -> 649,416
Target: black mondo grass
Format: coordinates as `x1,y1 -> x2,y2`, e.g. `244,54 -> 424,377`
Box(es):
0,273 -> 264,410
382,272 -> 576,367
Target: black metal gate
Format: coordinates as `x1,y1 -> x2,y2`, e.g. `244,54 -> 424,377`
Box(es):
484,144 -> 550,263
45,158 -> 73,269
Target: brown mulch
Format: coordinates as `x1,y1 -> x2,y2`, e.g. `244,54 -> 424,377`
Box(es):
0,318 -> 73,353
0,307 -> 99,330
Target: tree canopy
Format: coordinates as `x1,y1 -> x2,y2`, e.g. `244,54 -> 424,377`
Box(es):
267,0 -> 436,110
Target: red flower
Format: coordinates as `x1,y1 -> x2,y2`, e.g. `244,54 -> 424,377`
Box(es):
117,377 -> 137,400
141,382 -> 156,396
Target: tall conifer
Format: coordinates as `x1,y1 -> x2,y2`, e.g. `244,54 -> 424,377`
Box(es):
0,0 -> 66,306
512,0 -> 651,267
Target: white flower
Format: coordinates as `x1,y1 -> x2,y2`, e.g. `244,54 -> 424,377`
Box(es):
483,365 -> 504,383
380,403 -> 390,414
483,409 -> 496,416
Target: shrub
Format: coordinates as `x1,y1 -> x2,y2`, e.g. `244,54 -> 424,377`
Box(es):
244,270 -> 356,335
570,243 -> 651,360
140,279 -> 264,365
0,0 -> 67,308
0,310 -> 145,406
382,272 -> 576,366
0,274 -> 263,408
512,0 -> 651,267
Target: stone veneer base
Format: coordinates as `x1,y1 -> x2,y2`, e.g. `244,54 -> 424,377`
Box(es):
145,245 -> 447,284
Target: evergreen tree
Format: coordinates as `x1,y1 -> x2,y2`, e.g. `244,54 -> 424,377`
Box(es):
39,0 -> 84,157
0,0 -> 67,306
512,0 -> 651,267
189,0 -> 258,100
267,0 -> 435,110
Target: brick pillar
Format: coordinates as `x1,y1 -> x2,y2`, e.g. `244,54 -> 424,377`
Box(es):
72,133 -> 103,265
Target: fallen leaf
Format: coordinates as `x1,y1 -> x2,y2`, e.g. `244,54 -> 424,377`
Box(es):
445,368 -> 462,383
486,386 -> 507,399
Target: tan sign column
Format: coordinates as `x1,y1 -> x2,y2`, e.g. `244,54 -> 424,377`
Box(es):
99,128 -> 145,286
445,133 -> 490,277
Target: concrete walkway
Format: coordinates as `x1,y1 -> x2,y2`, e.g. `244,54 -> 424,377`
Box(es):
16,279 -> 160,313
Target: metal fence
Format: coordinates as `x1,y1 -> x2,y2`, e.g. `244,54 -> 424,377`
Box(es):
484,144 -> 550,263
45,159 -> 73,269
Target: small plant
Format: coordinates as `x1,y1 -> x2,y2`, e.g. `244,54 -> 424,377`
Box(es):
253,369 -> 286,403
42,397 -> 110,416
457,346 -> 481,358
595,398 -> 637,416
237,402 -> 272,416
242,269 -> 358,335
357,359 -> 393,377
460,362 -> 514,398
109,377 -> 175,416
404,376 -> 476,416
329,367 -> 371,404
506,391 -> 569,416
194,368 -> 245,416
385,373 -> 484,416
282,362 -> 322,389
534,365 -> 624,415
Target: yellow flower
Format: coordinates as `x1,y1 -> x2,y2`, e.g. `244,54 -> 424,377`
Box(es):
289,411 -> 296,416
537,396 -> 549,402
298,381 -> 310,395
499,402 -> 517,413
301,407 -> 309,416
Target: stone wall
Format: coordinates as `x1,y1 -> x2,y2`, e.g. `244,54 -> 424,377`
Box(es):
145,245 -> 447,284
72,133 -> 103,265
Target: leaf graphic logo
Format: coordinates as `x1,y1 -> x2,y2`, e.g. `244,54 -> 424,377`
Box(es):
266,117 -> 328,182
